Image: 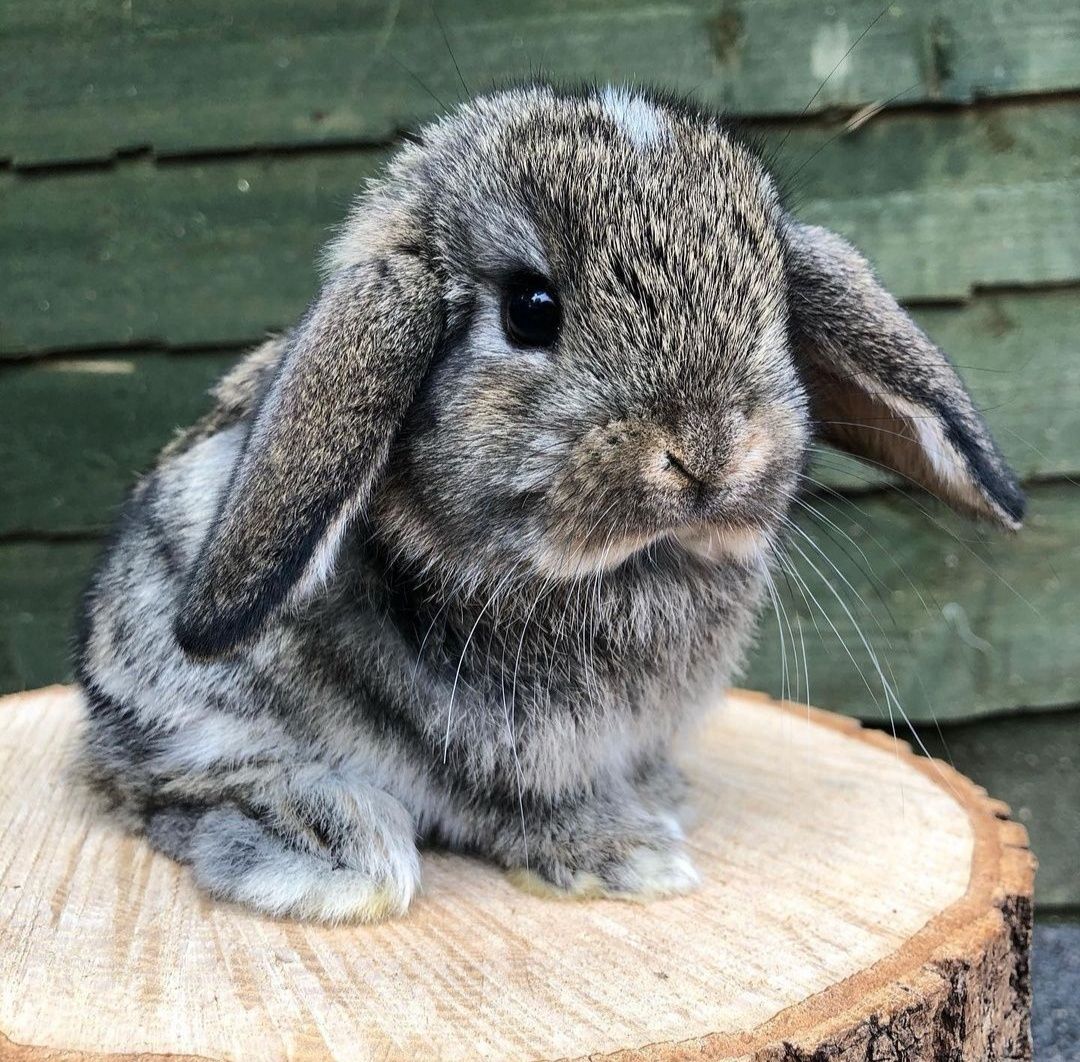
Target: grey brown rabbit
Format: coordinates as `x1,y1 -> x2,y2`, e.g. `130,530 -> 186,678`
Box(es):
76,84 -> 1024,923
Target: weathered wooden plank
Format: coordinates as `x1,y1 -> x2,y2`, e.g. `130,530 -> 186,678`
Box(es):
0,540 -> 99,694
0,350 -> 239,536
919,709 -> 1080,908
1,151 -> 386,355
4,99 -> 1079,356
3,0 -> 1080,166
3,288 -> 1078,536
1,483 -> 1076,722
744,482 -> 1080,723
770,98 -> 1080,300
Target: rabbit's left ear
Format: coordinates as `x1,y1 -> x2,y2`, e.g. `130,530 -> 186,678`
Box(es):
175,252 -> 443,659
783,220 -> 1025,529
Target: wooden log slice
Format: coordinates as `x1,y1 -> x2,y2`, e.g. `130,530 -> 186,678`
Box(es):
0,686 -> 1034,1061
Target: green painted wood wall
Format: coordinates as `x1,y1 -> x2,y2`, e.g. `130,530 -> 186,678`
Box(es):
2,0 -> 1077,910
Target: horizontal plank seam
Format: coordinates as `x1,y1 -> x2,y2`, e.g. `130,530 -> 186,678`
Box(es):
5,87 -> 1080,176
0,529 -> 107,545
0,339 -> 261,366
863,702 -> 1080,730
1036,905 -> 1080,919
7,280 -> 1080,365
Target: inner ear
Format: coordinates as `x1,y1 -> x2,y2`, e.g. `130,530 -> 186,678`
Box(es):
784,220 -> 1025,529
808,367 -> 1002,516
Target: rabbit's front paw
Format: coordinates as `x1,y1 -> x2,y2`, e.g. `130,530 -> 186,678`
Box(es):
160,770 -> 420,924
603,840 -> 701,898
510,809 -> 700,901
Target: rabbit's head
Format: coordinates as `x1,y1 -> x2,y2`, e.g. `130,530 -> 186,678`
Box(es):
175,84 -> 1023,658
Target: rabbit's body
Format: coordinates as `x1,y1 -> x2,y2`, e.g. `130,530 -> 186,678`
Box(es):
80,374 -> 756,917
78,84 -> 1023,922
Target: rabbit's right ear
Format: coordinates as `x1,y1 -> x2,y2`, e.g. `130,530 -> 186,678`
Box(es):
175,252 -> 443,659
783,220 -> 1025,529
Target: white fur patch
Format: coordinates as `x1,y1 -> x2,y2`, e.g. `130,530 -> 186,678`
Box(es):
882,393 -> 1008,522
154,426 -> 243,562
215,850 -> 418,924
189,804 -> 421,924
619,844 -> 701,898
532,533 -> 655,580
291,497 -> 360,605
600,86 -> 670,150
509,844 -> 700,901
675,524 -> 768,567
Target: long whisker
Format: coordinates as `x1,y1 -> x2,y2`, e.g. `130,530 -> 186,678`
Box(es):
781,530 -> 958,802
498,563 -> 537,870
786,77 -> 923,185
443,567 -> 516,761
807,445 -> 1042,614
790,489 -> 899,628
780,511 -> 911,720
792,476 -> 977,757
761,565 -> 792,704
776,3 -> 893,155
432,1 -> 470,98
389,52 -> 448,112
797,470 -> 938,616
996,424 -> 1080,490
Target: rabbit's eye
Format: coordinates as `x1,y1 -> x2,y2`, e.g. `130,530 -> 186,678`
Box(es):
503,276 -> 561,348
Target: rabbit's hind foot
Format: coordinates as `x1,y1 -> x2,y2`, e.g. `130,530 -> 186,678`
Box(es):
145,770 -> 421,924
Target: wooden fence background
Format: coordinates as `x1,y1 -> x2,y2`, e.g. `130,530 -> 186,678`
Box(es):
1,0 -> 1078,913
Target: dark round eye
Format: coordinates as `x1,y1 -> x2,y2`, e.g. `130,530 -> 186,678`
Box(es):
503,276 -> 561,348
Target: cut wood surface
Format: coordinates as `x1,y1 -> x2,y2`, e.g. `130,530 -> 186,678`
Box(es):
0,686 -> 1034,1060
3,0 -> 1080,166
4,98 -> 1079,355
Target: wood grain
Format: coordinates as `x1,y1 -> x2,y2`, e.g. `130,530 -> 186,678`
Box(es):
0,686 -> 1033,1060
3,0 -> 1080,166
4,99 -> 1079,356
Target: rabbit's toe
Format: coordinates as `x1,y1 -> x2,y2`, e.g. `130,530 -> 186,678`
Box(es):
607,841 -> 701,898
509,810 -> 700,902
184,800 -> 420,924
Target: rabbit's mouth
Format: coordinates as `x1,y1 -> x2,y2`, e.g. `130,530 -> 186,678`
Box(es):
531,517 -> 772,580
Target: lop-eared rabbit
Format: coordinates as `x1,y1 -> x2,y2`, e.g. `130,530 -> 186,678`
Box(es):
77,84 -> 1023,923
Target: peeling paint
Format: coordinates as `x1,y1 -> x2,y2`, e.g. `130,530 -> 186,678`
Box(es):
810,21 -> 853,85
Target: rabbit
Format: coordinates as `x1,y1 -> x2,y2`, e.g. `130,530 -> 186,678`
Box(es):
75,83 -> 1024,924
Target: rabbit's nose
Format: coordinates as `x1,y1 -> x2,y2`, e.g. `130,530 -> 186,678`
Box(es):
669,409 -> 774,493
660,448 -> 710,491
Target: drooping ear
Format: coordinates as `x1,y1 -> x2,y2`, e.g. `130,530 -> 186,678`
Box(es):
783,220 -> 1024,529
175,252 -> 443,658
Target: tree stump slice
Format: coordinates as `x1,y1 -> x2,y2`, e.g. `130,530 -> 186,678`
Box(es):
0,686 -> 1034,1061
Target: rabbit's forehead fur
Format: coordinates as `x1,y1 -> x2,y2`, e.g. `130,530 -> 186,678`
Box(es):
337,85 -> 789,339
333,85 -> 808,579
